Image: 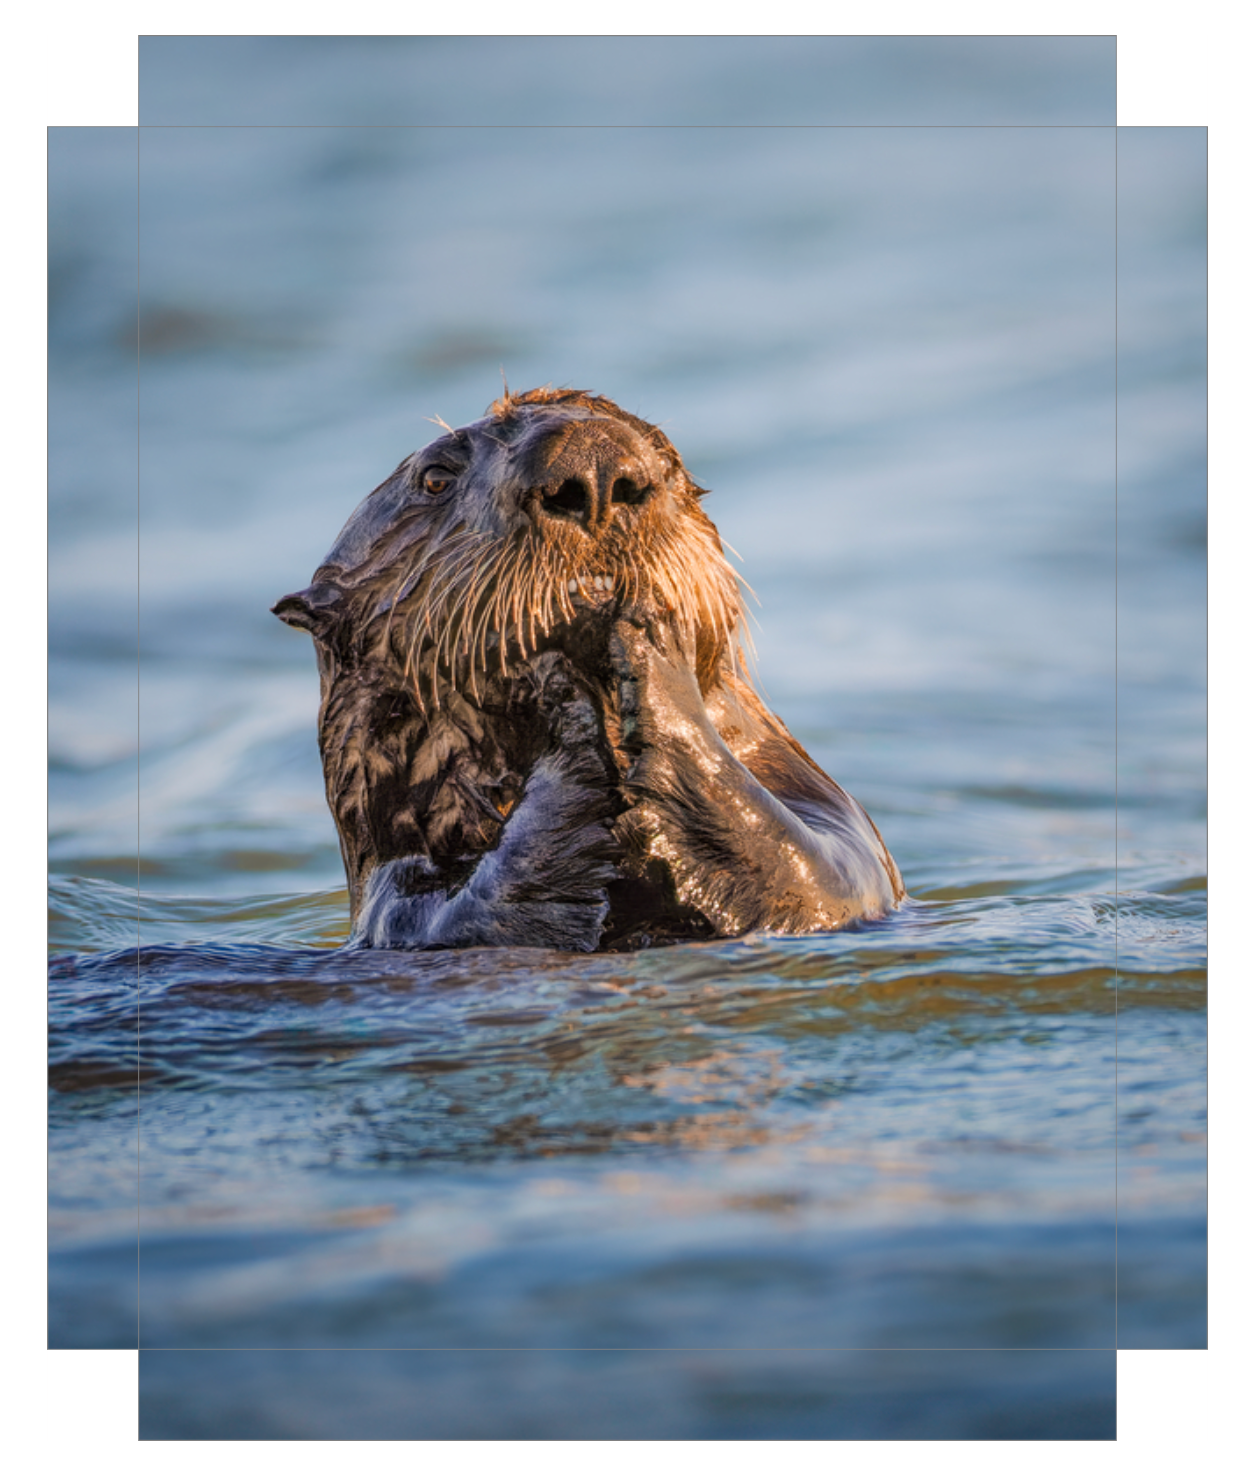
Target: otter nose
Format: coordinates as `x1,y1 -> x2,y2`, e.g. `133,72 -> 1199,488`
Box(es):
540,469 -> 651,530
528,420 -> 653,533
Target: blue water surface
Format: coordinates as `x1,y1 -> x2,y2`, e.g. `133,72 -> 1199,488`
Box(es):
48,41 -> 1203,1440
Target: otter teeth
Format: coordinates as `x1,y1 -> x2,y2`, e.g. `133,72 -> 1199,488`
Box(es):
567,575 -> 614,601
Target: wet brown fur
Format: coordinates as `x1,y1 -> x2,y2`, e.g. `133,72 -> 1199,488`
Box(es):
276,388 -> 904,950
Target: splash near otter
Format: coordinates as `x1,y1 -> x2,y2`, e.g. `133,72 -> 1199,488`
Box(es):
274,388 -> 904,950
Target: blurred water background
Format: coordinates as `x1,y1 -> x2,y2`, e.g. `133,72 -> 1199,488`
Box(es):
48,39 -> 1203,1439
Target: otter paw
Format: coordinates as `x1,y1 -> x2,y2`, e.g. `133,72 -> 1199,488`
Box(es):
528,650 -> 603,752
609,617 -> 709,763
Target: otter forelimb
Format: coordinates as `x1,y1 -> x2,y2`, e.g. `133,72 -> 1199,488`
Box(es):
350,653 -> 619,951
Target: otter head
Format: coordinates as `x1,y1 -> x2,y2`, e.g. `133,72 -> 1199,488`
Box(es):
272,387 -> 747,910
274,387 -> 745,707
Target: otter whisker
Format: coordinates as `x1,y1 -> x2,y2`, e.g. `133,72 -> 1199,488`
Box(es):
468,576 -> 500,697
404,544 -> 482,683
627,548 -> 644,610
539,565 -> 556,636
519,564 -> 537,658
410,548 -> 485,700
386,528 -> 483,654
556,575 -> 574,625
509,561 -> 528,663
531,555 -> 549,648
489,584 -> 510,679
454,552 -> 503,695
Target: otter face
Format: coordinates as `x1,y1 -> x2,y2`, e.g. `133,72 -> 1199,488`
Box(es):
274,387 -> 745,709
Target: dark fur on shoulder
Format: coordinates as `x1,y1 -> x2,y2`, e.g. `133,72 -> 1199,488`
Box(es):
275,387 -> 904,950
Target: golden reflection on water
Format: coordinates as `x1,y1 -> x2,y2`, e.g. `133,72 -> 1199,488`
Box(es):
620,1047 -> 788,1105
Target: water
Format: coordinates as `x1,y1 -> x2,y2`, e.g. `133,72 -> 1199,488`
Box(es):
49,44 -> 1204,1439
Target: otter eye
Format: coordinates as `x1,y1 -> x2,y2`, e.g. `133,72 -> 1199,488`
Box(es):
421,466 -> 456,496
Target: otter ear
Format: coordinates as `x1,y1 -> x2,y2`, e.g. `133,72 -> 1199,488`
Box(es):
272,581 -> 344,636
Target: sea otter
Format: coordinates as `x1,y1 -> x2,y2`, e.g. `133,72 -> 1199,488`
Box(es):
274,387 -> 903,951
